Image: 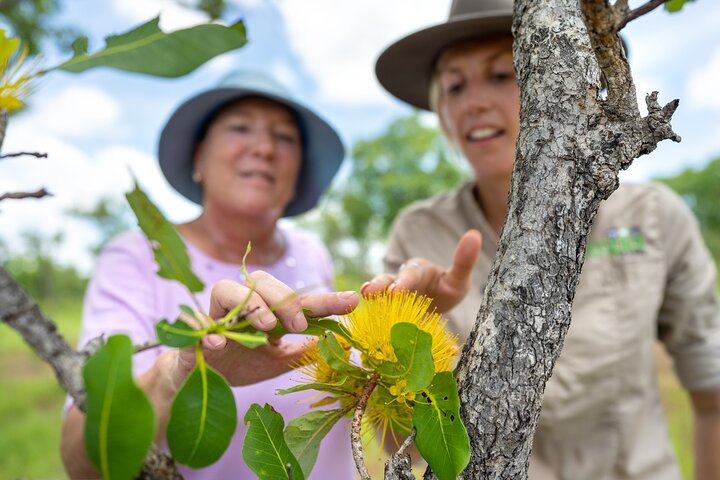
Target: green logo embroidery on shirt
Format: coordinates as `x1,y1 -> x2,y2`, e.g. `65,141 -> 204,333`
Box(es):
586,226 -> 646,258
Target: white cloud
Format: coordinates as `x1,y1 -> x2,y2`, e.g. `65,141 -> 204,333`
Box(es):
686,47 -> 720,111
112,0 -> 209,30
277,0 -> 450,106
18,86 -> 122,139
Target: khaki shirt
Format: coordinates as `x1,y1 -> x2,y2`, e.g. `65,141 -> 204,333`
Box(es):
385,181 -> 720,480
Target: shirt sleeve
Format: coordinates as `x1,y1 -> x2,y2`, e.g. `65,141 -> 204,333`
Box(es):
655,184 -> 720,391
78,231 -> 161,376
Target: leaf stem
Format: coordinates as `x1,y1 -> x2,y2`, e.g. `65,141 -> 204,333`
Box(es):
351,372 -> 379,480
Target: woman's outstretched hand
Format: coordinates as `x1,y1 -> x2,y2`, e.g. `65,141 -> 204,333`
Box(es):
175,273 -> 360,387
361,229 -> 481,313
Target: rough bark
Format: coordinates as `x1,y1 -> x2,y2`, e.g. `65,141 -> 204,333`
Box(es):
446,0 -> 679,478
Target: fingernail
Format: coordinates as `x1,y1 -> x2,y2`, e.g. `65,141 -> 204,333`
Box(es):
206,335 -> 224,348
292,312 -> 307,332
388,282 -> 397,292
339,290 -> 357,299
360,282 -> 371,295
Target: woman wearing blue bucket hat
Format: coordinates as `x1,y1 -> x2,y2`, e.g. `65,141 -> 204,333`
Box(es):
364,0 -> 720,478
61,70 -> 358,478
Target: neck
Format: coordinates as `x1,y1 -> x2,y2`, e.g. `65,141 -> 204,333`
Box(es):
178,206 -> 284,266
474,176 -> 510,235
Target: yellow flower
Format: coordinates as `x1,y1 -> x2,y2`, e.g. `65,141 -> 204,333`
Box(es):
0,30 -> 43,111
362,383 -> 413,449
295,339 -> 340,385
342,290 -> 460,372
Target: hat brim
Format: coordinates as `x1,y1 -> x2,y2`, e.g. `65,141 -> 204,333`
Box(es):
376,9 -> 513,111
158,87 -> 344,217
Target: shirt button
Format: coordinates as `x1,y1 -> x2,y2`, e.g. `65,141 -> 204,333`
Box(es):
285,256 -> 297,267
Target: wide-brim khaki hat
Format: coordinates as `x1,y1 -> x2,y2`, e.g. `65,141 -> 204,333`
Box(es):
376,0 -> 514,111
158,70 -> 344,217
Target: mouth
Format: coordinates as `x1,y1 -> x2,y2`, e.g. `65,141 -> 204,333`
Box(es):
238,170 -> 275,185
466,127 -> 502,142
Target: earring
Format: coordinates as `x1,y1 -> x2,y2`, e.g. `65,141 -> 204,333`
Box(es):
192,171 -> 202,183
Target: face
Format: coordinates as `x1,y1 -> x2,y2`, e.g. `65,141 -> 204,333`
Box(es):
436,36 -> 519,185
193,97 -> 302,218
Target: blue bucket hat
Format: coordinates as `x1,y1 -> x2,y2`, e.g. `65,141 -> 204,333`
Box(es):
158,70 -> 345,217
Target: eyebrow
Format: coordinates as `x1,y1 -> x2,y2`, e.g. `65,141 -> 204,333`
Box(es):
438,46 -> 513,74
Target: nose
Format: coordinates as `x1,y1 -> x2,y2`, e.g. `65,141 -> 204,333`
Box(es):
465,81 -> 492,113
252,128 -> 275,159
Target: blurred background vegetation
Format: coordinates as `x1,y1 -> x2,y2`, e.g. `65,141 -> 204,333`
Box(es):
1,2 -> 716,478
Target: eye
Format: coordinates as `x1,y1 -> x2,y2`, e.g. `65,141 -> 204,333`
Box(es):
490,70 -> 515,83
228,123 -> 251,133
273,129 -> 299,145
444,80 -> 464,96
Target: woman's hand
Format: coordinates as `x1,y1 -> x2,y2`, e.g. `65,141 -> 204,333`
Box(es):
361,229 -> 481,313
174,272 -> 360,387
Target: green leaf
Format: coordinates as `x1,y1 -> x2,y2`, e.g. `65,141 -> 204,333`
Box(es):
317,332 -> 358,372
243,403 -> 305,480
266,316 -> 354,342
413,372 -> 470,480
83,335 -> 155,480
54,18 -> 247,77
71,36 -> 88,56
277,377 -> 354,396
126,182 -> 204,293
156,318 -> 203,348
381,322 -> 434,392
222,329 -> 268,347
664,0 -> 695,12
167,350 -> 237,468
284,408 -> 348,477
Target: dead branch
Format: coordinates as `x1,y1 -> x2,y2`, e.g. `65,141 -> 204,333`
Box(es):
0,151 -> 49,159
614,0 -> 667,30
0,188 -> 53,202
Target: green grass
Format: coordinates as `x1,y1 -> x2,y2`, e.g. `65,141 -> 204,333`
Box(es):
0,298 -> 82,480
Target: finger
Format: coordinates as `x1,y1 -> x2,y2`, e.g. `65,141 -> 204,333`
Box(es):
246,270 -> 305,333
392,258 -> 436,293
361,273 -> 396,296
444,229 -> 482,291
301,291 -> 359,318
208,279 -> 255,319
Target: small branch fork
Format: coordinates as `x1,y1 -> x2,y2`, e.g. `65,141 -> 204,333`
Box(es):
351,372 -> 380,480
613,0 -> 667,30
384,428 -> 417,480
0,188 -> 52,202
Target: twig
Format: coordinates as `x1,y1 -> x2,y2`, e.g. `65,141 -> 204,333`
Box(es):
351,372 -> 380,480
135,340 -> 162,354
0,151 -> 48,159
384,428 -> 416,480
616,0 -> 666,30
0,188 -> 52,201
286,462 -> 293,480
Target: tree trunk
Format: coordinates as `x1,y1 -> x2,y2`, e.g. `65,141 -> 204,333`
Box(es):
445,0 -> 678,478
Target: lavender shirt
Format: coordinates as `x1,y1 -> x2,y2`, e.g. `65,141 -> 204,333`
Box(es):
76,228 -> 354,479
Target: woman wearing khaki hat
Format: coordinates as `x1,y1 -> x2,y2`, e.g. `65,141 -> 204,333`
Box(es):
61,70 -> 358,479
364,0 -> 720,478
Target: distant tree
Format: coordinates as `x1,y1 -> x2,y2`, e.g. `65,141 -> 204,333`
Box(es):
299,113 -> 467,290
66,197 -> 134,256
659,155 -> 720,267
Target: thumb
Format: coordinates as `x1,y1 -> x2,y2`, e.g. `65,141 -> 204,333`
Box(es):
444,229 -> 482,291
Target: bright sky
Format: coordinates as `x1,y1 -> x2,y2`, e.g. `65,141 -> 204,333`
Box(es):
1,0 -> 719,271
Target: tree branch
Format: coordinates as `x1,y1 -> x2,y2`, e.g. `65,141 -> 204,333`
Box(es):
384,428 -> 416,480
0,151 -> 49,159
616,0 -> 667,30
0,267 -> 183,479
351,373 -> 379,480
0,188 -> 52,202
